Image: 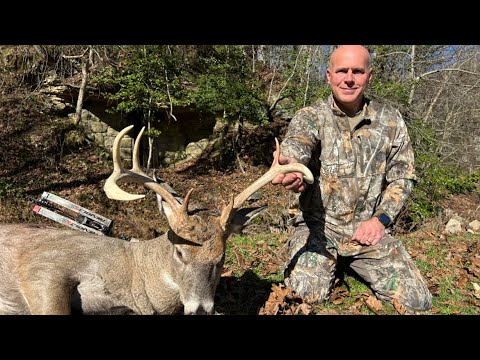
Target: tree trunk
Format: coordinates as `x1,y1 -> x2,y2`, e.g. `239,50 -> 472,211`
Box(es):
74,46 -> 93,126
407,45 -> 416,106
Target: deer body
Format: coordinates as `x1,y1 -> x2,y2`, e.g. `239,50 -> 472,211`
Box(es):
0,223 -> 225,314
0,125 -> 313,315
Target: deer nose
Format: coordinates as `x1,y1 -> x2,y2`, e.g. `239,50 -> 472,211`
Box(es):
183,301 -> 214,315
184,306 -> 210,315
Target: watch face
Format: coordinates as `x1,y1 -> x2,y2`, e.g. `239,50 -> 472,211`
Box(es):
378,213 -> 391,227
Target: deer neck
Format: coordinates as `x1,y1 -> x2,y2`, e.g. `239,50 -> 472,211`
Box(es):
130,234 -> 182,314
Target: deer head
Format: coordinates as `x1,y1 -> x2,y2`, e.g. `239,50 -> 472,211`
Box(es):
103,125 -> 313,314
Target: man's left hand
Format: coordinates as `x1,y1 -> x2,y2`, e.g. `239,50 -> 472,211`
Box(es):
351,217 -> 385,246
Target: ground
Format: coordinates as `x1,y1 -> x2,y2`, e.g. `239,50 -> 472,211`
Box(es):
1,89 -> 479,315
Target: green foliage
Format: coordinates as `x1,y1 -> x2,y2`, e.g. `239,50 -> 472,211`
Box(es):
409,187 -> 438,222
0,179 -> 16,198
444,172 -> 480,194
64,129 -> 87,150
284,82 -> 331,110
407,119 -> 480,223
269,46 -> 331,113
144,128 -> 162,138
193,46 -> 268,124
94,45 -> 268,126
369,80 -> 410,105
366,45 -> 413,106
314,84 -> 332,101
411,156 -> 478,222
95,146 -> 111,161
226,233 -> 284,281
93,45 -> 193,123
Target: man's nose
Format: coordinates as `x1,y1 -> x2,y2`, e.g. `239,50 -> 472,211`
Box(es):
345,70 -> 354,82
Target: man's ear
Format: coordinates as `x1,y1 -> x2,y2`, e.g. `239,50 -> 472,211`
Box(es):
326,68 -> 331,84
368,68 -> 374,83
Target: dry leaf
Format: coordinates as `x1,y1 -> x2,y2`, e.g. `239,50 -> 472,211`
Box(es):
472,256 -> 480,265
294,303 -> 312,315
393,299 -> 408,315
365,295 -> 384,313
329,285 -> 348,305
259,300 -> 280,315
263,263 -> 279,274
348,302 -> 363,314
428,284 -> 440,296
221,269 -> 233,277
233,248 -> 246,269
332,298 -> 344,305
259,283 -> 291,315
456,273 -> 469,288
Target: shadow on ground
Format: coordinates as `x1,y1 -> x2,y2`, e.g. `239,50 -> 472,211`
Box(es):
214,270 -> 274,315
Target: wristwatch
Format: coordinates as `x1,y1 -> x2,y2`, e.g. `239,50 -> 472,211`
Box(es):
375,213 -> 392,228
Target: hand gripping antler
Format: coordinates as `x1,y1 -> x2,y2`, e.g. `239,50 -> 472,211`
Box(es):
219,138 -> 314,230
103,125 -> 194,236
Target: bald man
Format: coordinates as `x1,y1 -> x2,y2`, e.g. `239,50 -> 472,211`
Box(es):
272,45 -> 432,313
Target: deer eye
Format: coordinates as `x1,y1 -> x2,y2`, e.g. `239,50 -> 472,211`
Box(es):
174,248 -> 185,263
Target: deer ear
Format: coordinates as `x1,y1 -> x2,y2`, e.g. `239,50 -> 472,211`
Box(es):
156,194 -> 174,218
229,206 -> 267,234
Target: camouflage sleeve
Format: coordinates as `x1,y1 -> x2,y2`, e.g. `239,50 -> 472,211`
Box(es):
280,107 -> 322,165
374,110 -> 417,221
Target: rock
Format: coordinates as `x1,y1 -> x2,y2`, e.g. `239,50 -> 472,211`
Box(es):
467,220 -> 480,233
444,218 -> 464,235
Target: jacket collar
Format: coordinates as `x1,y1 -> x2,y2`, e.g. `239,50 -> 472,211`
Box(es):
327,94 -> 377,130
328,94 -> 373,117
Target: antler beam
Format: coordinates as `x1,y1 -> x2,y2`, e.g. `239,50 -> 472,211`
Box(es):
219,138 -> 314,229
103,125 -> 194,232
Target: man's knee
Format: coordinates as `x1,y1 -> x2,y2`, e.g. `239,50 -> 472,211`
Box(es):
283,247 -> 336,303
282,225 -> 337,303
354,240 -> 433,312
284,265 -> 333,303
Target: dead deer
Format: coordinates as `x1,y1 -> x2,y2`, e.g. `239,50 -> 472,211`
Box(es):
0,125 -> 313,315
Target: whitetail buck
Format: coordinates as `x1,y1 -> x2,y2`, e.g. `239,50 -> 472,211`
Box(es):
0,125 -> 313,315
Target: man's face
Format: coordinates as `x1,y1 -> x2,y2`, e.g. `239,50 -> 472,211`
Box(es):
326,48 -> 372,110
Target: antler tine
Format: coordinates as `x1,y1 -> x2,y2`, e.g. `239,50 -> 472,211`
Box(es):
219,137 -> 314,229
104,125 -> 145,201
132,126 -> 146,175
232,137 -> 313,209
181,188 -> 194,214
103,126 -> 188,222
272,137 -> 281,166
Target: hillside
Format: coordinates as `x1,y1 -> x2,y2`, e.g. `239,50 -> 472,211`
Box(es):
1,89 -> 479,315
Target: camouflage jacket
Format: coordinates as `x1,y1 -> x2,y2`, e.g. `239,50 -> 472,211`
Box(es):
281,95 -> 416,242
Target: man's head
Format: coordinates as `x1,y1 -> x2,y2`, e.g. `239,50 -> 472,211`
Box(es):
326,45 -> 373,116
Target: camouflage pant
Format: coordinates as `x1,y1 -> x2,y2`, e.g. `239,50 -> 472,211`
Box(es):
283,224 -> 432,312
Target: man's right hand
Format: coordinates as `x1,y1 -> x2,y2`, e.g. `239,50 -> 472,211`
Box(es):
270,150 -> 306,193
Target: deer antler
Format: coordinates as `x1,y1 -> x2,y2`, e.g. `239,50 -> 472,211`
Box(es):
219,138 -> 314,230
103,125 -> 194,235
